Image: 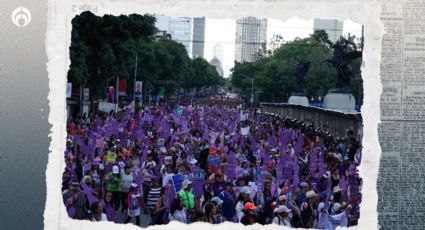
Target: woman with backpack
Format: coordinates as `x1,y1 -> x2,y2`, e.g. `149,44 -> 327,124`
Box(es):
272,205 -> 292,227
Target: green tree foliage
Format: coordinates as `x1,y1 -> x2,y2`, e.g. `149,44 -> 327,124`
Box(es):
231,30 -> 363,104
189,57 -> 224,89
68,11 -> 224,101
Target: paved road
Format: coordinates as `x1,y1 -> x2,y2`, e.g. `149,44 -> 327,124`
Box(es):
115,210 -> 151,227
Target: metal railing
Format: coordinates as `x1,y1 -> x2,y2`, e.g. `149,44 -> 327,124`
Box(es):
260,102 -> 363,139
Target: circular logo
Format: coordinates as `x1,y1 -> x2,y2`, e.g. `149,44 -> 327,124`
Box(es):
12,7 -> 31,27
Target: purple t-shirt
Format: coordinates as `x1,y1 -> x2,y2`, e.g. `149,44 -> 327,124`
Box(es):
105,203 -> 115,222
211,181 -> 226,196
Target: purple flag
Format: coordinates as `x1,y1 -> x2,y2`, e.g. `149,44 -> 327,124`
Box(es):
240,135 -> 245,150
309,146 -> 318,175
225,152 -> 237,179
267,135 -> 276,148
339,175 -> 348,200
81,182 -> 99,207
232,133 -> 239,144
192,179 -> 204,198
164,184 -> 175,208
251,138 -> 257,153
292,157 -> 299,187
318,148 -> 326,178
263,149 -> 271,166
202,125 -> 209,141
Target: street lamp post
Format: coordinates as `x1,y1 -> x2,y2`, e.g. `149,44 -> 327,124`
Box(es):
134,55 -> 138,107
250,78 -> 254,106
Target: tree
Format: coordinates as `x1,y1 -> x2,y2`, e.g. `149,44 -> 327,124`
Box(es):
68,11 -> 157,101
68,12 -> 226,104
230,31 -> 363,103
230,61 -> 260,102
189,57 -> 224,89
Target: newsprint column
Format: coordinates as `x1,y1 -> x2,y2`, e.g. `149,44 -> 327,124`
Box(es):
378,0 -> 425,229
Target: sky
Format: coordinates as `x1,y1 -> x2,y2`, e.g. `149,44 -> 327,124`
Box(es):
203,17 -> 363,78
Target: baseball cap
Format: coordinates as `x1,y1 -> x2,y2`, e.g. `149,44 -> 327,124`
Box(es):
278,194 -> 287,202
240,186 -> 250,195
182,179 -> 192,189
112,165 -> 119,174
274,205 -> 291,214
244,202 -> 257,211
210,197 -> 223,205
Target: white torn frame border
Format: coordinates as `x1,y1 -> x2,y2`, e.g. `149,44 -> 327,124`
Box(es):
45,0 -> 384,229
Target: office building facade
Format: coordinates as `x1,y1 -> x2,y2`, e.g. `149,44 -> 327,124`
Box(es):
313,19 -> 343,43
235,17 -> 267,63
192,17 -> 206,58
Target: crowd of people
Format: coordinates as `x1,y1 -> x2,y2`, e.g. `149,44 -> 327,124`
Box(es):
63,97 -> 362,229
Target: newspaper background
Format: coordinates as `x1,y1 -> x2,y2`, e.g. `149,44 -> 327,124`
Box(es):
378,0 -> 425,229
43,0 -> 425,229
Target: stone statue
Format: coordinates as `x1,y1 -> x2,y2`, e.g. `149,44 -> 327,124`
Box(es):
324,35 -> 362,92
292,59 -> 310,94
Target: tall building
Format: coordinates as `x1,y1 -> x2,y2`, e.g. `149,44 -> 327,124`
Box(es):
313,19 -> 343,43
155,14 -> 171,32
235,17 -> 267,63
169,17 -> 193,57
155,15 -> 193,57
192,17 -> 206,58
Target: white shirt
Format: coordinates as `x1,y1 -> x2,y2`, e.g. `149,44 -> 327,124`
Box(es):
317,202 -> 326,228
121,172 -> 134,193
128,192 -> 142,217
141,160 -> 157,170
92,213 -> 108,221
235,201 -> 245,221
162,172 -> 175,188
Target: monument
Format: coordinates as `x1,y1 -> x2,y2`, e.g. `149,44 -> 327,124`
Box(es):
323,35 -> 362,112
288,59 -> 310,106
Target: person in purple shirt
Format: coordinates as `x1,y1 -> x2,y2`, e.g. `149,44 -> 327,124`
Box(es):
208,171 -> 227,196
103,192 -> 116,222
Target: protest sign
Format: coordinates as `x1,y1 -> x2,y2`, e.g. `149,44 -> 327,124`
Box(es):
192,169 -> 206,180
158,138 -> 165,147
241,127 -> 250,136
135,81 -> 142,98
172,174 -> 185,192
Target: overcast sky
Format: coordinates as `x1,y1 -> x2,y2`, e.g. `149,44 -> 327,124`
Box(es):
203,17 -> 363,78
